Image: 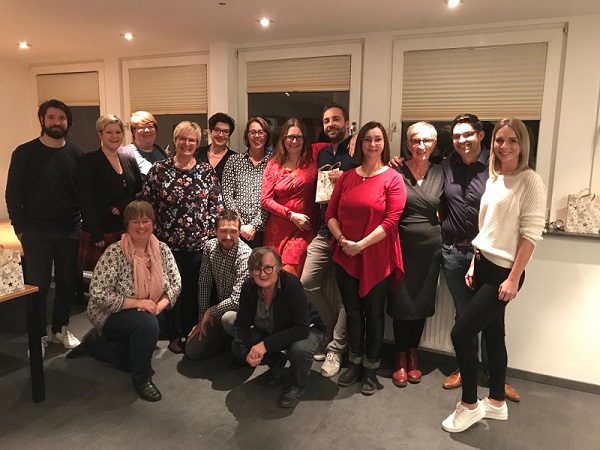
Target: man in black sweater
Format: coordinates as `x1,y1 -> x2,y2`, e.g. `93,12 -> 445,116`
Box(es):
6,99 -> 83,356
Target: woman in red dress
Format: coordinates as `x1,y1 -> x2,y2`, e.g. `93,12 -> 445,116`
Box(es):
261,119 -> 323,278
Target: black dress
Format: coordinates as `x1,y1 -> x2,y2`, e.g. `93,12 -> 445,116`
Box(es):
387,163 -> 444,320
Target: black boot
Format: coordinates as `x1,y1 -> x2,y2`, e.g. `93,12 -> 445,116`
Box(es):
338,362 -> 362,387
361,368 -> 382,396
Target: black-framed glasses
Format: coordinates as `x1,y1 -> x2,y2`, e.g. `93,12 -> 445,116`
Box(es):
248,130 -> 266,137
252,265 -> 276,276
409,138 -> 434,146
285,135 -> 304,142
212,127 -> 230,136
452,131 -> 476,141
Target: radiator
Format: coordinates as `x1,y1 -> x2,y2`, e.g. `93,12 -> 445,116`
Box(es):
420,271 -> 455,354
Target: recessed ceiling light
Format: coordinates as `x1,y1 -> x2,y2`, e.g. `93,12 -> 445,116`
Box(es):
122,32 -> 135,41
18,41 -> 31,50
445,0 -> 462,8
219,2 -> 226,5
259,18 -> 272,27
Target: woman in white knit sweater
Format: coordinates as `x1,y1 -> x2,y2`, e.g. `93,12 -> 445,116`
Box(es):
442,118 -> 546,433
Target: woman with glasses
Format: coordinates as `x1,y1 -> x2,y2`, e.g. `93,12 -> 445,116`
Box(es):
261,118 -> 327,277
142,121 -> 223,354
387,122 -> 444,388
233,246 -> 325,408
222,117 -> 272,248
442,118 -> 545,432
194,112 -> 236,182
326,121 -> 406,396
122,111 -> 167,182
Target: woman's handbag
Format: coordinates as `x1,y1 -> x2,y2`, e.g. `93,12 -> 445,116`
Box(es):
315,162 -> 341,204
0,245 -> 25,295
565,188 -> 600,234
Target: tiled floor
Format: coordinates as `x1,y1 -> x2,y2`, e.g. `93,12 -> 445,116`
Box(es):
1,302 -> 599,449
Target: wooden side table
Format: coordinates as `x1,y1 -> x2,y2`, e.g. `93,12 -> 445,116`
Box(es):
0,285 -> 45,402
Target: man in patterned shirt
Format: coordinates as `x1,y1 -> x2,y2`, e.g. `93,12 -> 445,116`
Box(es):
185,209 -> 252,360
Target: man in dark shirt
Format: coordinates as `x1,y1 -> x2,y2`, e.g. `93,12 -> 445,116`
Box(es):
300,103 -> 358,378
441,113 -> 520,402
5,99 -> 83,356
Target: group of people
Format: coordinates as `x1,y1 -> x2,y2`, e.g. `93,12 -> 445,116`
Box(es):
6,99 -> 546,433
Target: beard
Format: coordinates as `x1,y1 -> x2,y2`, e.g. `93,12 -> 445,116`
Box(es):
43,124 -> 68,139
326,127 -> 346,143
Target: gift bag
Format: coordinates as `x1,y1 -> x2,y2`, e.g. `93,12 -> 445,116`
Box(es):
565,189 -> 600,234
315,162 -> 341,204
0,245 -> 25,295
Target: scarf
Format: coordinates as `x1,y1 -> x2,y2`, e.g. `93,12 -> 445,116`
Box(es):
120,233 -> 164,302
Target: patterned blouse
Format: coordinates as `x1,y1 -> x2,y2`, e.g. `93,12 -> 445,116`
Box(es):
142,158 -> 224,252
86,240 -> 182,332
221,151 -> 270,231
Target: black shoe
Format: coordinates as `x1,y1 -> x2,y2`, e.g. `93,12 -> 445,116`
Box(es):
134,381 -> 162,402
265,366 -> 285,387
66,330 -> 100,359
279,385 -> 305,408
338,362 -> 362,387
228,358 -> 248,370
361,368 -> 382,396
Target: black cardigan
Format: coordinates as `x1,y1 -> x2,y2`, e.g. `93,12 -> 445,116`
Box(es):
233,271 -> 325,359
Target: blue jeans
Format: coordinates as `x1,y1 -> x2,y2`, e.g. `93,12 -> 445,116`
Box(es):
441,244 -> 488,371
94,309 -> 159,387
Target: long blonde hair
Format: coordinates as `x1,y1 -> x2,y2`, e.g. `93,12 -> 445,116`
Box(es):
489,118 -> 531,180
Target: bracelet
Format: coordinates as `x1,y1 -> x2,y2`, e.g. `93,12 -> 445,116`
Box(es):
287,210 -> 293,220
337,234 -> 345,242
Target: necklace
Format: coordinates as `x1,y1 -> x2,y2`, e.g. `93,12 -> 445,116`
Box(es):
174,156 -> 195,170
359,165 -> 384,181
407,161 -> 429,179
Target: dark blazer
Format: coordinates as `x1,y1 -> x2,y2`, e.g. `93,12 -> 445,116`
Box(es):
194,145 -> 236,182
233,271 -> 325,359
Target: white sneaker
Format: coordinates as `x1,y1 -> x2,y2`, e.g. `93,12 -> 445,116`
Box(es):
442,400 -> 486,433
27,336 -> 49,359
483,397 -> 508,420
51,326 -> 81,349
313,352 -> 326,362
321,351 -> 342,378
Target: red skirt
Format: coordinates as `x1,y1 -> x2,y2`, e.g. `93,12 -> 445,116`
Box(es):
78,231 -> 123,272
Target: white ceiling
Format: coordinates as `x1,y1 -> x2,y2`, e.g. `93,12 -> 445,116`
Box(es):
2,0 -> 600,64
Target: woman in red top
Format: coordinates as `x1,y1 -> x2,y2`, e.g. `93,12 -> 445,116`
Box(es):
326,121 -> 406,396
261,119 -> 324,278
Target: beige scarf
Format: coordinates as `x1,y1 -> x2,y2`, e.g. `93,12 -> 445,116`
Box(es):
120,233 -> 164,301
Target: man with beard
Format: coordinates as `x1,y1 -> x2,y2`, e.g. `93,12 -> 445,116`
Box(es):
300,103 -> 358,378
6,99 -> 83,356
185,209 -> 251,360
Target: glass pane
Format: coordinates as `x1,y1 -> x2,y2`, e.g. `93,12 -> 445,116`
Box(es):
154,114 -> 208,155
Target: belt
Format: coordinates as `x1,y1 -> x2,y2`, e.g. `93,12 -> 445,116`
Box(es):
442,236 -> 472,247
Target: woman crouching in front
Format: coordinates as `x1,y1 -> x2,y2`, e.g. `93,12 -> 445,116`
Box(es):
67,200 -> 181,402
233,247 -> 325,408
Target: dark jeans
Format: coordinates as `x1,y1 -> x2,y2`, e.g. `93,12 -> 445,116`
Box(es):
442,244 -> 488,371
335,264 -> 389,367
450,251 -> 524,404
393,318 -> 426,351
168,249 -> 202,340
21,229 -> 79,334
94,309 -> 159,386
232,327 -> 323,387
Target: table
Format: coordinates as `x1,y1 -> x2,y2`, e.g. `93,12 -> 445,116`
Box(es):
0,285 -> 45,403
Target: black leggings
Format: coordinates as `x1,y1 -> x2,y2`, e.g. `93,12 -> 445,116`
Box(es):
393,319 -> 426,351
335,263 -> 390,366
450,251 -> 524,404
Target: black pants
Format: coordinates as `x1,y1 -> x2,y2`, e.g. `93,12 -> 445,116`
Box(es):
393,318 -> 426,351
335,264 -> 389,366
450,251 -> 524,404
95,309 -> 159,386
168,249 -> 202,340
21,229 -> 79,334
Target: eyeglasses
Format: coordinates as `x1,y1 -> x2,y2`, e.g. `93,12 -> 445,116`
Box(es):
248,130 -> 266,137
176,137 -> 198,144
285,135 -> 304,142
136,124 -> 155,131
212,127 -> 230,136
409,138 -> 435,146
362,137 -> 384,145
452,131 -> 476,141
252,265 -> 276,276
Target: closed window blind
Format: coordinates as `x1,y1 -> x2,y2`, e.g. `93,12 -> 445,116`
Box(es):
36,72 -> 99,106
401,43 -> 548,121
129,64 -> 207,114
247,56 -> 351,93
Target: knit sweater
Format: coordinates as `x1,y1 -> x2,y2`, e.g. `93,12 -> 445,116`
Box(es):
472,169 -> 546,268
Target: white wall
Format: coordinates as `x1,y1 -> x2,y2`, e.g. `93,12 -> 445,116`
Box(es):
0,58 -> 34,220
2,15 -> 599,385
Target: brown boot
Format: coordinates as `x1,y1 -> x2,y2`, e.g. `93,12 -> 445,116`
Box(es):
443,370 -> 462,389
505,383 -> 521,402
407,348 -> 421,384
392,352 -> 407,387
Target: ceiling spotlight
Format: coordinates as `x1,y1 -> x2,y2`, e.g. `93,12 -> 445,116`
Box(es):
122,32 -> 135,41
259,18 -> 271,27
18,41 -> 31,50
445,0 -> 462,8
218,2 -> 226,5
